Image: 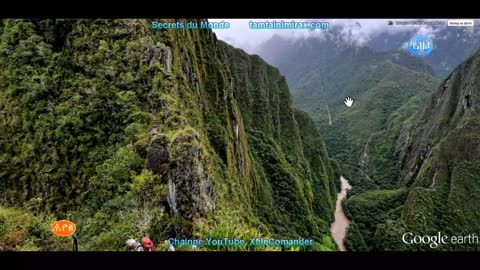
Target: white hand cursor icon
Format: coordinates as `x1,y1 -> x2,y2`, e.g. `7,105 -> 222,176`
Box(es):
344,97 -> 354,107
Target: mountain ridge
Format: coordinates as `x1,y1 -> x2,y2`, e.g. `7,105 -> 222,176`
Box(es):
0,19 -> 338,251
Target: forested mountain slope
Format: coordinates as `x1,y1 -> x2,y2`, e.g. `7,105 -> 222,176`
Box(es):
0,19 -> 337,251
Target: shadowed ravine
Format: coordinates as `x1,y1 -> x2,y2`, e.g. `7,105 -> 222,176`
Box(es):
330,176 -> 352,251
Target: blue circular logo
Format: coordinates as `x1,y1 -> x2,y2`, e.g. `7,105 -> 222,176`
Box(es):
408,35 -> 433,56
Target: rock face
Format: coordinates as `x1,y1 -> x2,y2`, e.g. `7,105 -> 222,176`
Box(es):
167,130 -> 215,236
146,135 -> 169,175
220,41 -> 337,241
400,50 -> 480,187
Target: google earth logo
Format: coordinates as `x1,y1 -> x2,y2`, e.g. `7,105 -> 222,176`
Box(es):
408,35 -> 433,56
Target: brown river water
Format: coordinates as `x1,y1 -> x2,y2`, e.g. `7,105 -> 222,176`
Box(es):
330,176 -> 352,251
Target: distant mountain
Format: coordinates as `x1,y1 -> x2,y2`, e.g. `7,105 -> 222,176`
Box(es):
253,22 -> 480,251
365,26 -> 480,76
255,35 -> 352,89
255,33 -> 443,251
257,35 -> 440,188
256,23 -> 480,77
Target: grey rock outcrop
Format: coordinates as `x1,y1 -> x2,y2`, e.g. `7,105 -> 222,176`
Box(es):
146,135 -> 170,175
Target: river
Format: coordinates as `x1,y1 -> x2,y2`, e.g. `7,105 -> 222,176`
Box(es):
330,176 -> 352,251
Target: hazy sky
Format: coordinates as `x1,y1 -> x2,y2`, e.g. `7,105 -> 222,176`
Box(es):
209,19 -> 473,54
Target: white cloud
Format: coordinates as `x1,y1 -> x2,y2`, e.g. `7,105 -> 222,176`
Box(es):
209,19 -> 475,53
209,19 -> 333,53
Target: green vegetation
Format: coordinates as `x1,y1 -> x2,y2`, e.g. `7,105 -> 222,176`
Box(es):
0,206 -> 71,251
5,18 -> 478,252
271,41 -> 441,191
343,222 -> 367,251
348,50 -> 480,251
0,19 -> 337,251
343,188 -> 408,250
307,60 -> 440,187
265,37 -> 452,250
220,41 -> 337,244
372,51 -> 480,251
341,164 -> 378,197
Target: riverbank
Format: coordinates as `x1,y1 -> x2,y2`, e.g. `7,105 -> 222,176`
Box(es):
330,176 -> 352,251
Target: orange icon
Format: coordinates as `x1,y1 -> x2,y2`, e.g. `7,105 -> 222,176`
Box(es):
51,220 -> 76,237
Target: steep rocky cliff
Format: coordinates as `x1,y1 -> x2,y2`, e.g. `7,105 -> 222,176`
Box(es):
374,50 -> 480,251
220,42 -> 337,242
0,19 -> 336,250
